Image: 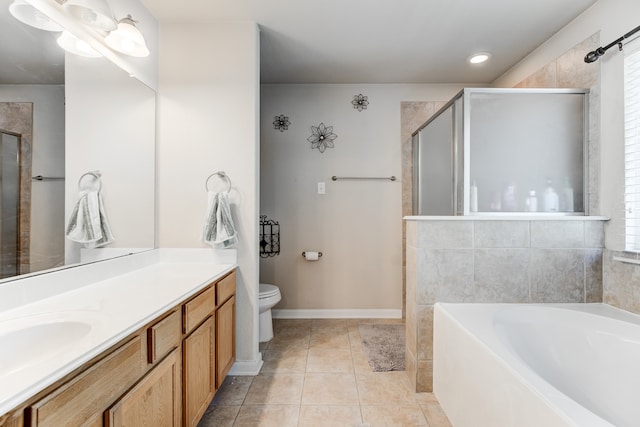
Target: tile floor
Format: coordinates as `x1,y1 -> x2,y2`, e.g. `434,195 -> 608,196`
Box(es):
198,318 -> 452,427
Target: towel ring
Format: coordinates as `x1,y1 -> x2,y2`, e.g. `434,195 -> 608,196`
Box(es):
78,171 -> 102,191
205,171 -> 231,193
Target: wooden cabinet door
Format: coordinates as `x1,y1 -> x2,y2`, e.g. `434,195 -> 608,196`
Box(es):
0,411 -> 23,427
183,316 -> 215,427
216,295 -> 235,389
105,349 -> 181,427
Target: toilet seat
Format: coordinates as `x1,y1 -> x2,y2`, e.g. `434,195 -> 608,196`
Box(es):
259,283 -> 280,299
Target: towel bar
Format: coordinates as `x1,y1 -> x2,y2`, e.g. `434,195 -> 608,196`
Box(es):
331,175 -> 396,181
32,175 -> 65,181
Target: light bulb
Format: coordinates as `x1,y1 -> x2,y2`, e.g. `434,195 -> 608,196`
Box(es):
104,15 -> 149,57
57,31 -> 102,58
468,52 -> 491,64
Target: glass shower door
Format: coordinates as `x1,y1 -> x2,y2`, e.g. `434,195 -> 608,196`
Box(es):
412,104 -> 455,215
0,130 -> 20,278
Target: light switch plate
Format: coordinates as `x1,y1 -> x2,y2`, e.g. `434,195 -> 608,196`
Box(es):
317,182 -> 326,194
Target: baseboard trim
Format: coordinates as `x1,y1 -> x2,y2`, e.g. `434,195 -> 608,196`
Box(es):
272,309 -> 402,319
228,358 -> 264,376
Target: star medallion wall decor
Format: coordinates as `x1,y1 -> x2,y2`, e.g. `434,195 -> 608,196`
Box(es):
307,123 -> 337,153
352,94 -> 369,111
273,114 -> 291,132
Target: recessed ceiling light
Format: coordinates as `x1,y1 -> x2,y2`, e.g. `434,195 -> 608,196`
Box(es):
468,52 -> 491,64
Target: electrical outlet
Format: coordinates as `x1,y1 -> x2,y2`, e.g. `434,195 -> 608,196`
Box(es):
317,182 -> 326,194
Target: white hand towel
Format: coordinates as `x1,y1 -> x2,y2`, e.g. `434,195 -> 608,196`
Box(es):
87,191 -> 115,248
66,189 -> 115,248
202,191 -> 238,248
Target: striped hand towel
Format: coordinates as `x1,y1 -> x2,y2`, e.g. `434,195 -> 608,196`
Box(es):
202,191 -> 238,248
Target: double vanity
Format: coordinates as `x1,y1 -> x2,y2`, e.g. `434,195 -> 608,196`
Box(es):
0,249 -> 237,427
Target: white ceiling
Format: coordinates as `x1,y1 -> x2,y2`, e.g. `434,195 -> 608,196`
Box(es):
142,0 -> 600,84
0,0 -> 600,85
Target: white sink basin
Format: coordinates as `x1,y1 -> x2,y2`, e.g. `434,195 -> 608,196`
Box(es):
0,312 -> 104,380
0,321 -> 92,377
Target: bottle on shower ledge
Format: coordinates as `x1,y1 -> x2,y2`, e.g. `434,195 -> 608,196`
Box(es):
542,179 -> 559,212
525,190 -> 538,212
490,191 -> 502,211
470,181 -> 478,212
560,177 -> 574,212
501,181 -> 518,212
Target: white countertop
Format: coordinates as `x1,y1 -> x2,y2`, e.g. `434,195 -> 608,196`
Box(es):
0,250 -> 236,416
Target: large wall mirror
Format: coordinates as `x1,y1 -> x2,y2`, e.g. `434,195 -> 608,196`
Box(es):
0,0 -> 155,282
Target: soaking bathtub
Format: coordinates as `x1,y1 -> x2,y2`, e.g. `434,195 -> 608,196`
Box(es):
433,303 -> 640,427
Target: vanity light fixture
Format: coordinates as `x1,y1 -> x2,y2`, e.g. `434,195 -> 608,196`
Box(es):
62,0 -> 117,32
8,0 -> 63,31
8,0 -> 150,58
104,15 -> 149,57
57,30 -> 102,57
468,52 -> 491,64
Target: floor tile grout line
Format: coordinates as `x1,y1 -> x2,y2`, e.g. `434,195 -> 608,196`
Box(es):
349,320 -> 366,425
297,322 -> 311,426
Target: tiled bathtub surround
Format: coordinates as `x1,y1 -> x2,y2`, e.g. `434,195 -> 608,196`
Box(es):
405,217 -> 607,392
604,249 -> 640,315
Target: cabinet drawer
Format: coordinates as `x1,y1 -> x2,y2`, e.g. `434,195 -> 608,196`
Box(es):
148,309 -> 181,364
183,286 -> 215,334
216,271 -> 236,306
29,336 -> 144,427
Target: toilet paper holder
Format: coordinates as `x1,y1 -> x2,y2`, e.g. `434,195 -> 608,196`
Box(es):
302,251 -> 323,259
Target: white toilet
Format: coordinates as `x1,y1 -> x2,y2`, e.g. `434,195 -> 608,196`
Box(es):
258,283 -> 281,342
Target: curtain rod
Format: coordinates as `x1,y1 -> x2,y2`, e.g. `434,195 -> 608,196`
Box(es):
585,24 -> 640,63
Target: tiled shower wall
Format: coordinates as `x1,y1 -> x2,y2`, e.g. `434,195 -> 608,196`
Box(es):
0,102 -> 33,274
405,218 -> 606,392
603,250 -> 640,315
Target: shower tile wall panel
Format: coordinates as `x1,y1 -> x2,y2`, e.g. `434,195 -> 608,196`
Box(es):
586,249 -> 604,303
404,237 -> 418,392
604,250 -> 640,315
474,249 -> 530,302
530,221 -> 585,248
405,218 -> 606,392
474,221 -> 529,248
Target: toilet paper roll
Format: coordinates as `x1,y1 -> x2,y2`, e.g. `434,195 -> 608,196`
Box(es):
304,251 -> 319,261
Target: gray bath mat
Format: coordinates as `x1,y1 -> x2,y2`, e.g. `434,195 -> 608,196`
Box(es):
359,324 -> 405,372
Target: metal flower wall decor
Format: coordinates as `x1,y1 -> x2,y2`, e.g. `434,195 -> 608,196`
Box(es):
307,123 -> 337,153
352,94 -> 369,111
273,114 -> 291,132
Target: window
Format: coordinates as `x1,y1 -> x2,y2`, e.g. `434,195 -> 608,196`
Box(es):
625,45 -> 640,251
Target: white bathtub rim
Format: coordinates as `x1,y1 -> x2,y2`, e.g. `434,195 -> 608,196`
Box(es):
435,303 -> 624,427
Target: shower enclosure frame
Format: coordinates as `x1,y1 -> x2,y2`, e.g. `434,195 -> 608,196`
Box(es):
412,87 -> 590,216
